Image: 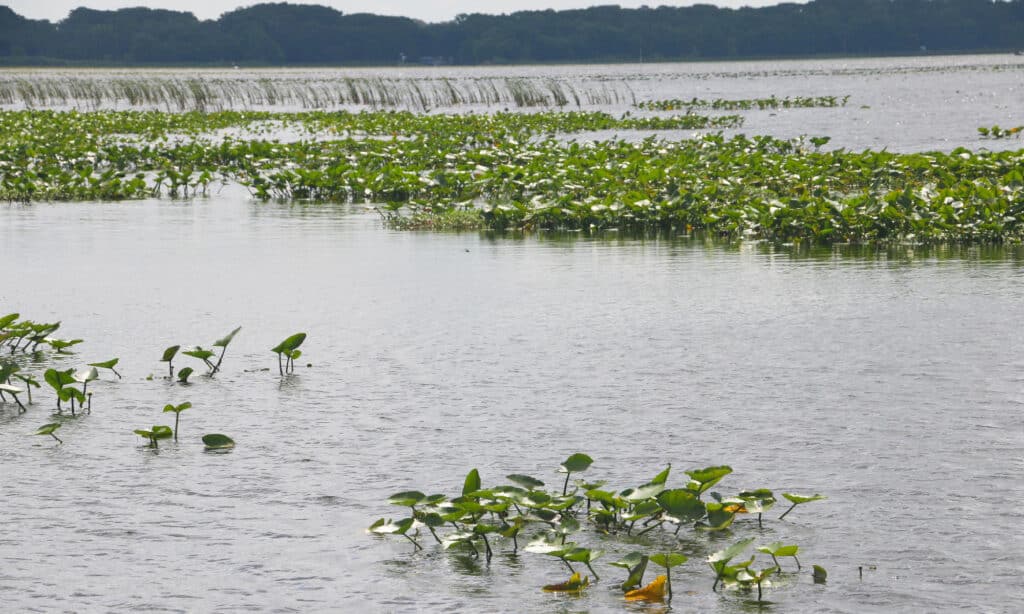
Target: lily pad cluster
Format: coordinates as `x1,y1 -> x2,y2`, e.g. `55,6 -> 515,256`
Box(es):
369,454 -> 826,605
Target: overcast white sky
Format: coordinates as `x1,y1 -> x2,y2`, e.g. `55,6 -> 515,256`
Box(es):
4,1 -> 796,24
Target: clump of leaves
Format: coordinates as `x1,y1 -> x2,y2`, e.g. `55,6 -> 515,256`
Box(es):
272,332 -> 306,375
134,425 -> 173,448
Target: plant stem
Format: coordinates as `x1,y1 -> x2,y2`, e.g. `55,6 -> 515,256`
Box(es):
13,395 -> 26,412
213,346 -> 226,373
779,502 -> 798,520
666,567 -> 673,603
562,471 -> 571,495
637,520 -> 663,537
50,432 -> 62,444
174,412 -> 180,441
585,562 -> 600,580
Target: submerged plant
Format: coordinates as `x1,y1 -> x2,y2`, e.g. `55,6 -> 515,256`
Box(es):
272,332 -> 306,375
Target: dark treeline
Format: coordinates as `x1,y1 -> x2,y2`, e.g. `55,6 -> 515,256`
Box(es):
1,0 -> 1023,66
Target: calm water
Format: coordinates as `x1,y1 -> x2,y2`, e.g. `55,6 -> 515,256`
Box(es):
2,57 -> 1024,612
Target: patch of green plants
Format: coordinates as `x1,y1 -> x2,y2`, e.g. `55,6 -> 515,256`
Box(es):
978,125 -> 1023,139
368,454 -> 827,606
636,95 -> 850,111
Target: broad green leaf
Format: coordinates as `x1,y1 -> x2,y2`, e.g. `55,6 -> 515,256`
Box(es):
559,453 -> 593,473
163,402 -> 192,414
708,537 -> 755,565
183,347 -> 214,361
624,481 -> 667,501
151,425 -> 173,440
650,464 -> 671,485
782,493 -> 826,504
463,468 -> 481,495
272,332 -> 306,354
417,512 -> 444,527
650,553 -> 688,568
564,547 -> 603,564
758,542 -> 799,557
88,358 -> 120,370
177,367 -> 194,382
685,465 -> 732,493
813,565 -> 828,583
161,345 -> 180,362
201,433 -> 235,448
657,489 -> 706,523
388,491 -> 427,507
58,387 -> 86,403
0,313 -> 19,329
213,326 -> 242,348
610,552 -> 647,569
371,517 -> 415,535
506,474 -> 544,490
35,423 -> 61,436
0,384 -> 23,394
441,531 -> 476,549
702,502 -> 737,531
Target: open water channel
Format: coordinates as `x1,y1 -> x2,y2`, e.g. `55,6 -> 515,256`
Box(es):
1,56 -> 1023,612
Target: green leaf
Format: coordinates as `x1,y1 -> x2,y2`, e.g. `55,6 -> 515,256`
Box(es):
0,313 -> 19,329
272,332 -> 306,354
650,553 -> 688,569
58,387 -> 85,404
656,488 -> 705,523
564,547 -> 603,564
685,465 -> 732,493
758,542 -> 799,557
610,552 -> 647,570
813,565 -> 828,583
623,481 -> 667,501
371,517 -> 415,535
134,429 -> 153,438
708,537 -> 755,565
0,384 -> 23,394
161,345 -> 180,362
88,358 -> 120,370
463,468 -> 481,495
151,425 -> 173,440
388,491 -> 427,507
650,464 -> 671,485
213,326 -> 242,348
177,367 -> 194,382
35,422 -> 61,436
559,453 -> 593,473
183,347 -> 214,361
202,433 -> 235,448
782,493 -> 826,505
506,474 -> 544,490
163,402 -> 192,414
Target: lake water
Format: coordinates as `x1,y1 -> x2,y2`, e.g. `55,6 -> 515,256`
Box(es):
2,56 -> 1024,612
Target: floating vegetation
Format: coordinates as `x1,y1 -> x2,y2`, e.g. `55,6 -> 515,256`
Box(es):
978,125 -> 1023,139
636,95 -> 850,111
368,456 -> 826,606
1,109 -> 1022,244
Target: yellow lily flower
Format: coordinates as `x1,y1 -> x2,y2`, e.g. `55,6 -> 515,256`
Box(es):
542,572 -> 590,593
624,574 -> 667,602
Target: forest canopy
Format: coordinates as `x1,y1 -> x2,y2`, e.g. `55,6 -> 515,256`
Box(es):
1,0 -> 1022,65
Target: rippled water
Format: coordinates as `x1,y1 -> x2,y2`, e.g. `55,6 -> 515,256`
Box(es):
2,57 -> 1024,612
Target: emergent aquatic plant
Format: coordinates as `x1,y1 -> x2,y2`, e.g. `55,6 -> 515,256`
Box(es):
272,332 -> 306,375
211,326 -> 242,374
161,345 -> 180,378
778,492 -> 826,520
35,422 -> 62,444
134,425 -> 173,448
88,358 -> 122,379
163,401 -> 192,441
0,383 -> 27,412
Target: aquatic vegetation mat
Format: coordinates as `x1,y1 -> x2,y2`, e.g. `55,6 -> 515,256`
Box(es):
1,109 -> 1022,244
368,457 -> 826,606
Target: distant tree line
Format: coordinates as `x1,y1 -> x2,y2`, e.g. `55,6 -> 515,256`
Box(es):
1,0 -> 1022,66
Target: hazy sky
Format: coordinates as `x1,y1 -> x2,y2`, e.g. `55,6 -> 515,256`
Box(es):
5,1 -> 795,24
